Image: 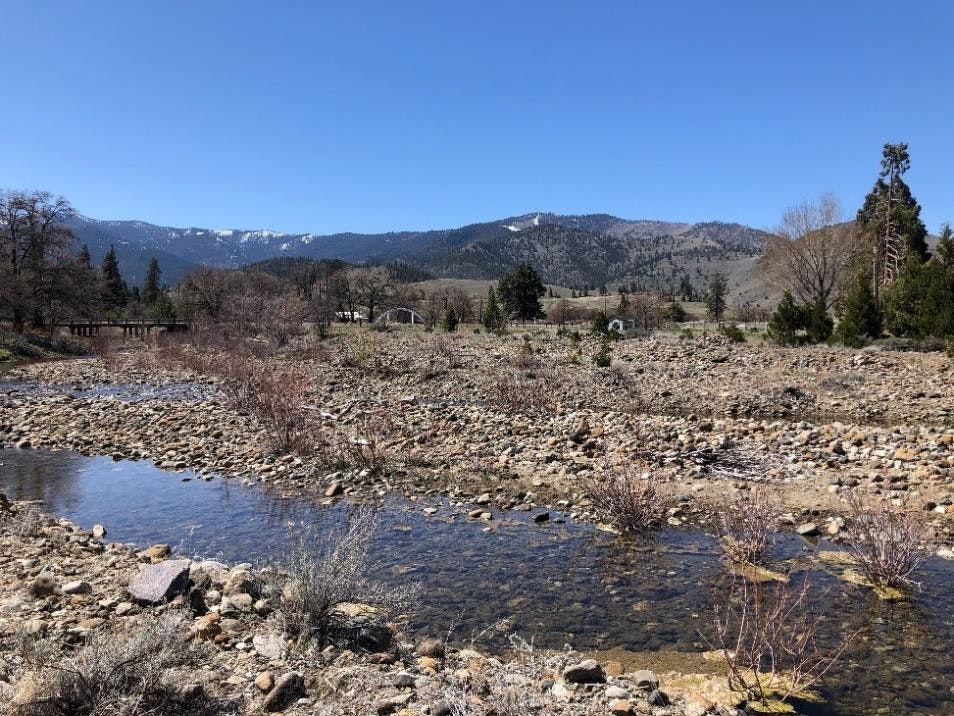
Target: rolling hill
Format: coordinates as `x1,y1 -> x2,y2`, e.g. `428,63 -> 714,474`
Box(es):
66,212 -> 771,300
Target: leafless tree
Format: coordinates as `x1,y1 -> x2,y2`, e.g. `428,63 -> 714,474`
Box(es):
548,298 -> 575,327
761,194 -> 863,311
0,190 -> 86,332
175,266 -> 242,321
349,266 -> 392,322
629,292 -> 663,332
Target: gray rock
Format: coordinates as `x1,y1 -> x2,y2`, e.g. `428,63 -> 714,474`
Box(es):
328,602 -> 394,652
797,522 -> 820,537
262,672 -> 305,712
127,559 -> 191,604
253,633 -> 287,660
392,671 -> 415,688
562,658 -> 605,684
632,669 -> 659,691
62,580 -> 92,595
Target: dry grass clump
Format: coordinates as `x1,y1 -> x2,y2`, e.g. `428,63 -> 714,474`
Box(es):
434,637 -> 560,716
491,369 -> 554,416
338,413 -> 398,474
702,575 -> 857,708
842,492 -> 936,591
12,611 -> 234,716
716,488 -> 778,566
1,500 -> 46,539
586,467 -> 667,533
269,509 -> 418,650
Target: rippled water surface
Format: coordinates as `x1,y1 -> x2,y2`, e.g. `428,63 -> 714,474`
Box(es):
0,448 -> 951,715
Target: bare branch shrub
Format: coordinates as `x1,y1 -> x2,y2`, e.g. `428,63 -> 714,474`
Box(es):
585,467 -> 667,532
717,488 -> 778,565
91,334 -> 119,371
338,413 -> 396,474
269,509 -> 418,650
214,357 -> 315,455
434,636 -> 558,716
702,575 -> 856,707
842,492 -> 935,591
491,369 -> 554,416
12,611 -> 234,716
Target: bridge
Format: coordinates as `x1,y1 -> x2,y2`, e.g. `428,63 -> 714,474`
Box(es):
57,318 -> 192,337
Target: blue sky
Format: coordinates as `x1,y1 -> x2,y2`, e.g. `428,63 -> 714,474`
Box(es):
5,1 -> 953,234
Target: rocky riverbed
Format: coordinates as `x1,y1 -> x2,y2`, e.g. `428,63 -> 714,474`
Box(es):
0,497 -> 741,716
1,331 -> 954,714
2,334 -> 953,541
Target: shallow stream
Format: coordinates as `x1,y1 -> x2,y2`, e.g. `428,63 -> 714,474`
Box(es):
0,448 -> 951,715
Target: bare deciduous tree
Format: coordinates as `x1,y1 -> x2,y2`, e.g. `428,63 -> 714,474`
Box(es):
761,194 -> 862,311
0,190 -> 85,332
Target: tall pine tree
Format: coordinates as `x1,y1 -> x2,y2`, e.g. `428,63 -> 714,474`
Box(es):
142,257 -> 162,305
482,286 -> 505,332
496,263 -> 546,323
857,143 -> 928,291
100,245 -> 128,311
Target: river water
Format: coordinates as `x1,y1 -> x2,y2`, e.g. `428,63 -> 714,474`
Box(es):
0,448 -> 951,715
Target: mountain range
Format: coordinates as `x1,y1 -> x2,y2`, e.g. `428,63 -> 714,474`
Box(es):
67,212 -> 771,300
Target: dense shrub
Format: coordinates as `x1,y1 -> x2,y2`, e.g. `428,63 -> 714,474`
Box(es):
719,322 -> 745,343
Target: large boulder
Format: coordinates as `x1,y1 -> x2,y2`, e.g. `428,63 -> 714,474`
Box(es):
562,659 -> 606,684
127,559 -> 191,604
328,602 -> 394,652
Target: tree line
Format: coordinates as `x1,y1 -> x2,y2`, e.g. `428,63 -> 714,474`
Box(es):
763,142 -> 953,347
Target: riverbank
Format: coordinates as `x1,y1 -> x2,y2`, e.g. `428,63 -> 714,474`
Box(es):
0,496 -> 737,716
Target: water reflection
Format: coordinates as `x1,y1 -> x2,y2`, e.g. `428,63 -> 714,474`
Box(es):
0,448 -> 950,715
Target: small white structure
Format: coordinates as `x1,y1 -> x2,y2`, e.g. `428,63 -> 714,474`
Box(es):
608,315 -> 639,334
335,310 -> 368,324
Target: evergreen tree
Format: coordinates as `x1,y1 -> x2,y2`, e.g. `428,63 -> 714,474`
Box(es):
937,223 -> 954,266
482,286 -> 505,332
592,337 -> 612,367
767,291 -> 808,346
148,291 -> 177,320
805,301 -> 834,343
833,270 -> 882,346
99,245 -> 128,311
616,293 -> 630,315
857,143 -> 929,288
591,310 -> 609,336
883,257 -> 954,339
77,244 -> 92,270
705,273 -> 728,322
497,263 -> 546,323
440,304 -> 459,332
666,301 -> 686,323
142,257 -> 162,305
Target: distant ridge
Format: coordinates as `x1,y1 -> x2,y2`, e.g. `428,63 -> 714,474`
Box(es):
66,212 -> 770,299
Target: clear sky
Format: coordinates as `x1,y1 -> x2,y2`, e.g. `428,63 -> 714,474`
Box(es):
5,1 -> 953,234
